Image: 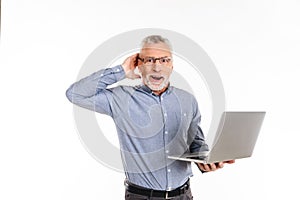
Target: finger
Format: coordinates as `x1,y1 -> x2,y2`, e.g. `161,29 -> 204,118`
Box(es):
202,164 -> 211,171
217,162 -> 224,168
134,54 -> 141,66
209,163 -> 217,171
197,163 -> 206,171
132,53 -> 139,60
129,53 -> 139,59
198,163 -> 210,172
125,54 -> 139,66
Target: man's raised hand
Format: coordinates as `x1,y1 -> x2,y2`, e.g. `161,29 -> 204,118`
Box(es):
122,53 -> 141,80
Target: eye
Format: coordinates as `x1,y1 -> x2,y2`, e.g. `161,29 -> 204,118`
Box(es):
160,58 -> 168,63
160,58 -> 171,63
145,57 -> 155,63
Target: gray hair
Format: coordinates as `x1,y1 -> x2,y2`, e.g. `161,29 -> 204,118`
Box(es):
141,35 -> 173,50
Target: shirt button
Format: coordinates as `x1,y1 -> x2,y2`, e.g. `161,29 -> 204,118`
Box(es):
165,131 -> 168,134
164,113 -> 167,117
183,113 -> 187,116
100,74 -> 104,77
167,169 -> 171,172
165,150 -> 169,153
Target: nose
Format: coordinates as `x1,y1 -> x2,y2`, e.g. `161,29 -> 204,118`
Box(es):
152,63 -> 162,72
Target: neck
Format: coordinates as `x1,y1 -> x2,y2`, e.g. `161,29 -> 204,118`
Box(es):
152,87 -> 168,96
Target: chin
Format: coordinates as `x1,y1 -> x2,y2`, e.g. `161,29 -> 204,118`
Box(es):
148,82 -> 167,91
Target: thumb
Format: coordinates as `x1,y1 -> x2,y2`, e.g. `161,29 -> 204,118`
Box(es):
132,73 -> 141,79
126,71 -> 141,80
224,160 -> 235,164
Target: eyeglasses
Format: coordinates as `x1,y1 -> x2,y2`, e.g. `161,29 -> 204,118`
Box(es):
137,56 -> 172,66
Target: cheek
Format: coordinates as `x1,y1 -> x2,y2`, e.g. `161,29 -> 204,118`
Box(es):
139,67 -> 150,77
164,68 -> 173,76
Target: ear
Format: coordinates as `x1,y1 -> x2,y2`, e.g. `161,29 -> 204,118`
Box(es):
137,65 -> 142,74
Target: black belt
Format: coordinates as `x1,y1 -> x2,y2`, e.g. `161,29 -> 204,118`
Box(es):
125,179 -> 190,199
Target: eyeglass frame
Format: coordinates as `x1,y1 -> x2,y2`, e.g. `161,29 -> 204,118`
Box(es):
137,56 -> 173,66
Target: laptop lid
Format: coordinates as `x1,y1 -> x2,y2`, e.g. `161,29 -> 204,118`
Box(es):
207,111 -> 265,163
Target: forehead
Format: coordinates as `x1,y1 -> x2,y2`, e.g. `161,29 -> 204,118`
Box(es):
140,43 -> 172,57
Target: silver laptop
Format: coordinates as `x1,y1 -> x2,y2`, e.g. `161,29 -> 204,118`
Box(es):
168,111 -> 266,164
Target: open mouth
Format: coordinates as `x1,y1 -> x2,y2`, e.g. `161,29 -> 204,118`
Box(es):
145,74 -> 169,91
150,75 -> 164,81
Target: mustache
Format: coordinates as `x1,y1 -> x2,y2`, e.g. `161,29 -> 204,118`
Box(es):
145,74 -> 167,79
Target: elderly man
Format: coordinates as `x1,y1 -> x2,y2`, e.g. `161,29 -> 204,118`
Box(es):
66,35 -> 234,199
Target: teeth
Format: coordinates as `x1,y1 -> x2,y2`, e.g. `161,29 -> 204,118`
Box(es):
151,75 -> 162,80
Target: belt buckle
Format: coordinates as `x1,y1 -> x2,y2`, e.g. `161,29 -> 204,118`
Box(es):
165,191 -> 175,199
165,191 -> 170,199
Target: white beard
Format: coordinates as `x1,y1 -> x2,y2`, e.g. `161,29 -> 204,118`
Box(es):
145,74 -> 170,91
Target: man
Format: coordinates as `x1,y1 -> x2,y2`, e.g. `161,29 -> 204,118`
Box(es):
66,35 -> 234,199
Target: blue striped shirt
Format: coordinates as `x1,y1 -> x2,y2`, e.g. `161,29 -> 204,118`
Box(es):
66,65 -> 208,190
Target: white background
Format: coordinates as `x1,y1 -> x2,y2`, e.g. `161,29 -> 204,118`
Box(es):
1,0 -> 299,199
